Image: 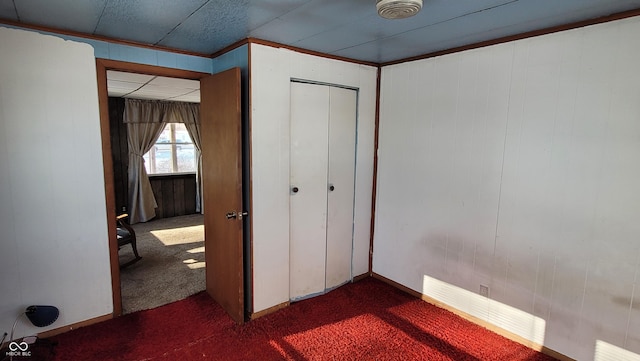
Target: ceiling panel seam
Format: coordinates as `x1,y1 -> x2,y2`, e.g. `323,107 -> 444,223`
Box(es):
122,76 -> 158,98
410,0 -> 520,30
92,1 -> 108,35
291,19 -> 372,47
11,0 -> 19,21
156,0 -> 211,45
165,89 -> 199,101
250,0 -> 315,34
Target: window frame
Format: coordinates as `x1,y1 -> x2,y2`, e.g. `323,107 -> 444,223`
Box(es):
144,123 -> 196,176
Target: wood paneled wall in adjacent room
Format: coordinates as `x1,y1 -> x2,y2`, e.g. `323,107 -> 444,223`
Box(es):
108,97 -> 197,219
149,173 -> 197,218
108,97 -> 128,213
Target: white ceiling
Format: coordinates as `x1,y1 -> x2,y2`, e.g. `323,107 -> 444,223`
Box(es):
107,70 -> 200,103
2,0 -> 640,64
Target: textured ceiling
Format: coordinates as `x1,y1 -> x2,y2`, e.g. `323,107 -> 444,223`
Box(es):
1,0 -> 640,63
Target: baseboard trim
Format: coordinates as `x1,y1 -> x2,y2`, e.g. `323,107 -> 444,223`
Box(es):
250,274 -> 371,320
37,314 -> 113,339
352,272 -> 371,282
250,301 -> 290,320
371,273 -> 575,361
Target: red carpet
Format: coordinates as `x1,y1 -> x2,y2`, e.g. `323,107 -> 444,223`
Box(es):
50,278 -> 557,360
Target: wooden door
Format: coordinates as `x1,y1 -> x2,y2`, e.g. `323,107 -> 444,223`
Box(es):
200,67 -> 244,323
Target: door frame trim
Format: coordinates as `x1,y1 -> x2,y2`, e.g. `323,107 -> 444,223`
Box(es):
96,58 -> 209,316
290,78 -> 359,92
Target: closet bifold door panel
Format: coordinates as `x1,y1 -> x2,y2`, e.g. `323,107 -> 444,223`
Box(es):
289,81 -> 357,301
325,87 -> 357,289
290,82 -> 330,300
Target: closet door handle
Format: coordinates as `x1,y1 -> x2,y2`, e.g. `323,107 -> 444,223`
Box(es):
329,184 -> 335,192
292,186 -> 299,194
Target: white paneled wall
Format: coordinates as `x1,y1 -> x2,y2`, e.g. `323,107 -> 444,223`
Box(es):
375,17 -> 640,361
0,27 -> 112,338
250,44 -> 377,313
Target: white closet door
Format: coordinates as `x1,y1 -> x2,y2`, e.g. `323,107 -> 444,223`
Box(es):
289,82 -> 330,300
325,87 -> 357,289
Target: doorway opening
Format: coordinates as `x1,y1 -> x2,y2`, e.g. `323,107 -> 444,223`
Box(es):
109,70 -> 204,314
97,60 -> 248,323
97,59 -> 210,316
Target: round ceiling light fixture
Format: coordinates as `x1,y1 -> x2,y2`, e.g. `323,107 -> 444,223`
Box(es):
376,0 -> 423,19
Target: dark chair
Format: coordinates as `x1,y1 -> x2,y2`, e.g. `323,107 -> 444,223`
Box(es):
117,213 -> 141,268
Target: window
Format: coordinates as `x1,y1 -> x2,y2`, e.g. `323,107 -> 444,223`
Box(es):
143,123 -> 196,175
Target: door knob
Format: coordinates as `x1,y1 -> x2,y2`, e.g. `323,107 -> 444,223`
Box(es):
226,211 -> 248,220
291,186 -> 299,193
329,184 -> 335,191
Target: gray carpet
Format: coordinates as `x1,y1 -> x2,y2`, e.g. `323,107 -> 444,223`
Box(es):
118,214 -> 205,314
